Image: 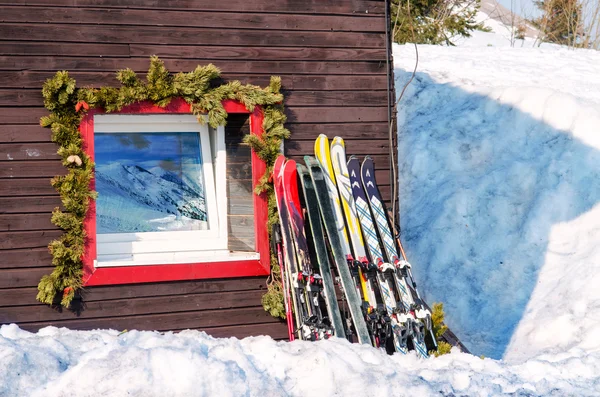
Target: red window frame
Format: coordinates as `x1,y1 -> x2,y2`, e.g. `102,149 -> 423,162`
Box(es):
80,98 -> 270,286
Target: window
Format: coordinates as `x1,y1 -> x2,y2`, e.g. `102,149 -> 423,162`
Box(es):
80,99 -> 270,286
94,114 -> 229,266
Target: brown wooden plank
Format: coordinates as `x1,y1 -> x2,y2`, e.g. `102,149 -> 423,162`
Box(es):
284,90 -> 387,107
286,122 -> 389,140
227,227 -> 255,238
0,24 -> 385,48
192,322 -> 288,340
0,41 -> 385,62
0,88 -> 388,108
228,215 -> 255,230
0,89 -> 44,107
0,230 -> 61,250
0,248 -> 52,270
0,178 -> 57,197
0,125 -> 51,143
0,266 -> 53,288
14,306 -> 280,332
0,107 -> 49,125
226,163 -> 252,180
227,237 -> 255,248
367,155 -> 396,171
226,156 -> 252,166
286,107 -> 388,124
0,106 -> 388,126
0,213 -> 55,232
0,160 -> 65,178
228,238 -> 255,252
227,228 -> 254,238
0,7 -> 385,32
0,196 -> 60,214
0,289 -> 266,323
16,320 -> 288,339
0,142 -> 58,160
226,146 -> 251,161
286,138 -> 389,155
0,71 -> 388,91
131,45 -> 386,61
0,287 -> 38,305
238,75 -> 390,91
0,56 -> 386,76
378,184 -> 392,203
0,41 -> 130,57
227,179 -> 253,197
0,277 -> 268,306
227,201 -> 253,216
0,0 -> 384,15
87,277 -> 267,302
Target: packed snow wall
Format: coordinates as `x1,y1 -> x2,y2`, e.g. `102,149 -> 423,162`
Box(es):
394,44 -> 600,359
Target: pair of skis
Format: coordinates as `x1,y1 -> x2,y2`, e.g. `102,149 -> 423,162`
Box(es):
273,154 -> 367,343
312,134 -> 435,356
272,156 -> 339,341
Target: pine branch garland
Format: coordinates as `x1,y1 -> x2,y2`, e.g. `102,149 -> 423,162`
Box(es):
39,57 -> 289,317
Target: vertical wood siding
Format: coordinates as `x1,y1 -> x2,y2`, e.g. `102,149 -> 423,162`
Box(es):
0,0 -> 392,338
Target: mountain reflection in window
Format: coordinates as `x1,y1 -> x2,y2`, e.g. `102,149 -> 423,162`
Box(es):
95,132 -> 208,233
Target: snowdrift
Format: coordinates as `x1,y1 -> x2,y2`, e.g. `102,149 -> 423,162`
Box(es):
2,325 -> 599,397
394,44 -> 600,360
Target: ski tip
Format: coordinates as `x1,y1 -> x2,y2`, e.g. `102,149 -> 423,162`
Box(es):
330,139 -> 346,156
315,134 -> 329,148
283,158 -> 297,168
347,156 -> 360,173
332,136 -> 345,147
283,158 -> 298,180
296,163 -> 308,173
303,155 -> 317,166
361,156 -> 374,168
314,135 -> 331,161
273,155 -> 286,176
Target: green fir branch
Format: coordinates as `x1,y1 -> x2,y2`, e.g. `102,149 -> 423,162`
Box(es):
38,57 -> 288,314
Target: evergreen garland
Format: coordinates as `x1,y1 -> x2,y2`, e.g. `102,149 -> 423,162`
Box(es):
38,57 -> 289,318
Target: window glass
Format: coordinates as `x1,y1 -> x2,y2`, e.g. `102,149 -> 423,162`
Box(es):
95,132 -> 209,233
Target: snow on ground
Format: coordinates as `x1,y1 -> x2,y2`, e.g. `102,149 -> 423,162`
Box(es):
2,324 -> 600,397
394,28 -> 600,359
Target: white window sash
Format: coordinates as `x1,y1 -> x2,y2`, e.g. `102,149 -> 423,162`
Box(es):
93,114 -> 230,267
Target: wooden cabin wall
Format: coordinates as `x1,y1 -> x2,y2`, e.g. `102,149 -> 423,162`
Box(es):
0,0 -> 393,337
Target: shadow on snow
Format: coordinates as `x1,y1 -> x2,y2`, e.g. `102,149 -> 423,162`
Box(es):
395,69 -> 600,358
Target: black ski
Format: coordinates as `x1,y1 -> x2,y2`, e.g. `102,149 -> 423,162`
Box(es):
297,163 -> 346,339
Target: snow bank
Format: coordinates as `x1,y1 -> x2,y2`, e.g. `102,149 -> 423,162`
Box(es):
2,324 -> 600,397
394,43 -> 600,359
